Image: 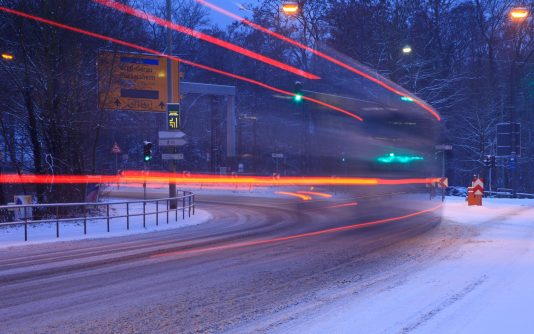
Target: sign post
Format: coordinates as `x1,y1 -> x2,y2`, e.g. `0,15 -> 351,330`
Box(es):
272,153 -> 284,174
435,145 -> 452,179
166,0 -> 178,209
435,145 -> 452,200
111,142 -> 121,174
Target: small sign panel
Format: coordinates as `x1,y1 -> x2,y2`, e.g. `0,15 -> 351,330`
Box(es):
159,139 -> 187,147
162,153 -> 184,160
435,145 -> 453,151
111,142 -> 122,154
496,122 -> 521,157
167,103 -> 181,130
159,131 -> 186,139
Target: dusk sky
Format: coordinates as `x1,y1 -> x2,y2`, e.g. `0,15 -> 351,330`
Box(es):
205,0 -> 256,27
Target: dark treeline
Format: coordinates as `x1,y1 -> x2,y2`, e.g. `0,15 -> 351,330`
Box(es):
243,0 -> 533,191
0,0 -> 533,204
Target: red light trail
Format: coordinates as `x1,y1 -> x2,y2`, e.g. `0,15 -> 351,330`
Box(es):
0,6 -> 362,122
92,0 -> 319,80
322,202 -> 359,209
0,172 -> 442,187
296,191 -> 333,198
275,191 -> 312,201
151,204 -> 442,259
195,0 -> 441,121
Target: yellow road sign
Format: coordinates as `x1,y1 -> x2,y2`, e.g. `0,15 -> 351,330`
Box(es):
98,51 -> 179,112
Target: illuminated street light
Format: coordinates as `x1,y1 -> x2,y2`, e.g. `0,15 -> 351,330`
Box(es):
1,52 -> 14,61
282,2 -> 299,16
402,45 -> 412,54
509,7 -> 529,21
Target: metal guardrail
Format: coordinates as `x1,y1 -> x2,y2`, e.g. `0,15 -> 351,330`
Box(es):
486,190 -> 534,199
0,191 -> 195,241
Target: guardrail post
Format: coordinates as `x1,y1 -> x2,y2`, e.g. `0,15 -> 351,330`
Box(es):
24,207 -> 28,241
84,206 -> 87,235
188,195 -> 191,217
56,206 -> 60,238
126,202 -> 130,230
143,200 -> 146,228
107,204 -> 110,232
156,200 -> 159,226
193,194 -> 195,215
175,199 -> 178,222
166,200 -> 169,224
182,193 -> 185,220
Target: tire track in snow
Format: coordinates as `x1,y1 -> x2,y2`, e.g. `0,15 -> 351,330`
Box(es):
401,274 -> 488,333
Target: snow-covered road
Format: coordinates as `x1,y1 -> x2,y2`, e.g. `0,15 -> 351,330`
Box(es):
254,197 -> 534,333
1,194 -> 532,333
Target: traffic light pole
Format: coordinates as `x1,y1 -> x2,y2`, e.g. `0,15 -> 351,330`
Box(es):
143,162 -> 147,201
142,141 -> 152,201
166,0 -> 177,209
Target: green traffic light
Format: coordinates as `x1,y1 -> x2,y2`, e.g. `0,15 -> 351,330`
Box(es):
401,96 -> 414,102
144,156 -> 151,161
293,94 -> 303,102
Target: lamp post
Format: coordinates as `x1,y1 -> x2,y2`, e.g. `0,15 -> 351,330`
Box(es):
507,6 -> 529,197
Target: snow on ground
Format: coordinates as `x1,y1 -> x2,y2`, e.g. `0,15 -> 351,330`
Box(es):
266,196 -> 534,334
0,198 -> 211,249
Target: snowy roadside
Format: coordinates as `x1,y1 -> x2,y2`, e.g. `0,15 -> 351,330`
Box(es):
244,196 -> 534,334
0,198 -> 211,249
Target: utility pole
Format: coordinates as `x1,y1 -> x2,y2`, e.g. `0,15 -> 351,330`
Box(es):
166,0 -> 177,207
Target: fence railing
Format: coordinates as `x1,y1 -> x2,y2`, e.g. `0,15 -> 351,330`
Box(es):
0,191 -> 195,241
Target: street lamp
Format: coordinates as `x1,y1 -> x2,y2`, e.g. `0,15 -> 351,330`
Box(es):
1,52 -> 14,61
282,2 -> 299,16
507,6 -> 528,197
509,7 -> 529,22
402,45 -> 412,55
